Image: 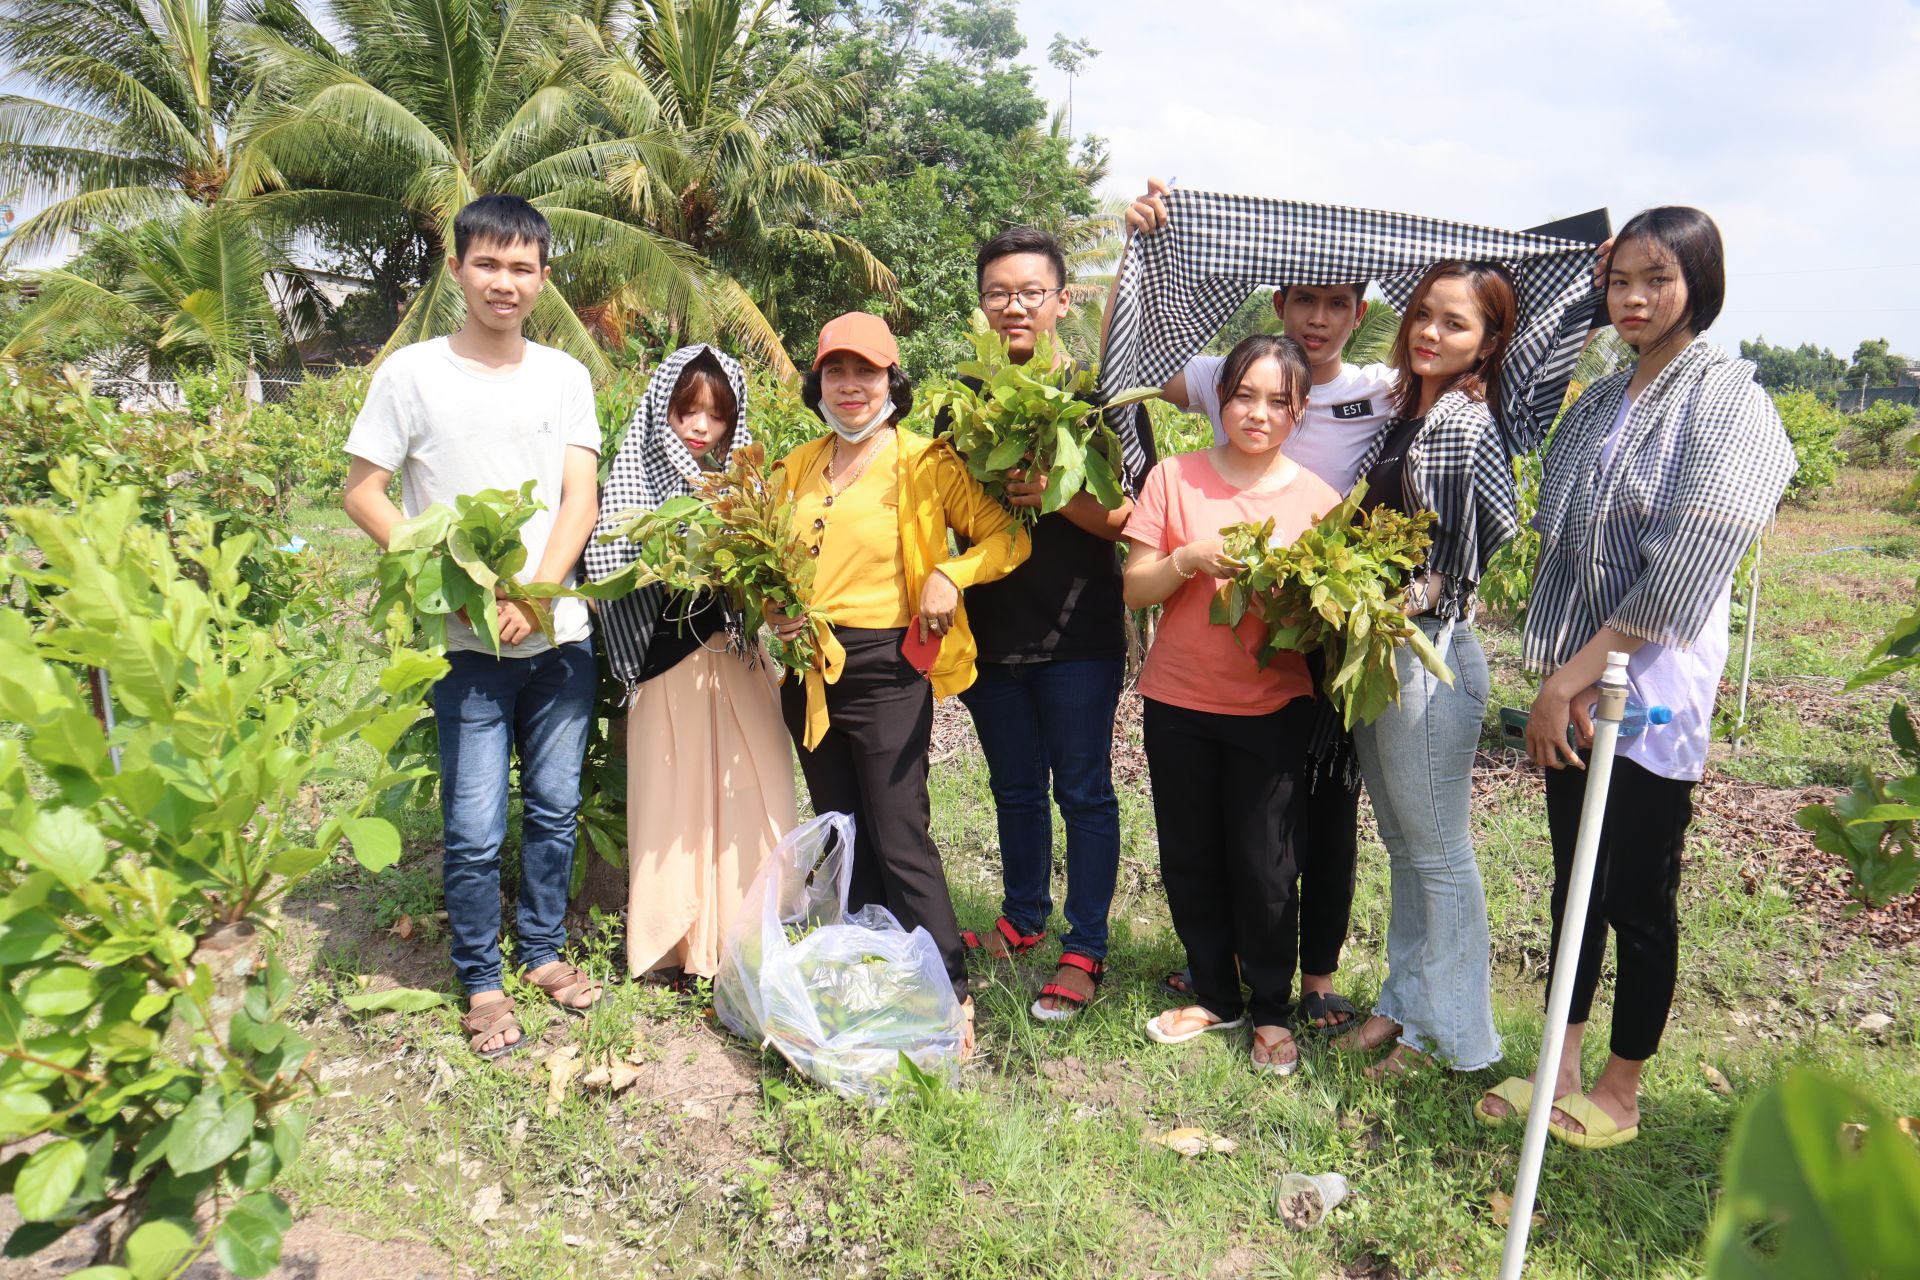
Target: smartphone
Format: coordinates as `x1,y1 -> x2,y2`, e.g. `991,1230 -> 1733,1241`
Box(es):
1498,706 -> 1530,753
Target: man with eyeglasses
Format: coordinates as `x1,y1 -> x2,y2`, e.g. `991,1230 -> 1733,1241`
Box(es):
940,227 -> 1157,1022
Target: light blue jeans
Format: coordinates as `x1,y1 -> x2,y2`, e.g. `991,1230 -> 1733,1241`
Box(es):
1351,616 -> 1501,1071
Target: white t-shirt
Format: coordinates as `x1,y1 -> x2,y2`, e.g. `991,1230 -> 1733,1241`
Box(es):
1186,355 -> 1398,494
346,336 -> 601,657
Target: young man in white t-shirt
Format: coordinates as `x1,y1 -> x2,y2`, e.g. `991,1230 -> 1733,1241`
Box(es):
344,195 -> 604,1059
1120,177 -> 1400,1035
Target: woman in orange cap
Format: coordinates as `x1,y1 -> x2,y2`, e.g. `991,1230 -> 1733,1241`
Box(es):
770,312 -> 1030,1054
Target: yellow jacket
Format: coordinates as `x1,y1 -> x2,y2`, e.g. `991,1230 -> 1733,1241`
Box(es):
777,428 -> 1029,705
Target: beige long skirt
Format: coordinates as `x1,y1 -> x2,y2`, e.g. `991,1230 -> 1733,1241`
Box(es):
625,644 -> 797,978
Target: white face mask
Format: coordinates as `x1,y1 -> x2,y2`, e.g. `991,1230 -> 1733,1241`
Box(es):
820,394 -> 894,444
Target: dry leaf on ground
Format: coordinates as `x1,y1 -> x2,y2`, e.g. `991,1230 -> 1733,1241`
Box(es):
388,914 -> 415,940
545,1044 -> 582,1116
1490,1190 -> 1543,1228
1700,1062 -> 1734,1096
1147,1127 -> 1237,1157
1857,1012 -> 1894,1034
469,1183 -> 503,1225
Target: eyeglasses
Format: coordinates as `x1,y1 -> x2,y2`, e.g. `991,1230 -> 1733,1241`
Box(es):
979,287 -> 1064,312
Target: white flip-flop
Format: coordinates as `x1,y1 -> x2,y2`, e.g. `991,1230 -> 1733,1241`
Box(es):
1144,1008 -> 1247,1045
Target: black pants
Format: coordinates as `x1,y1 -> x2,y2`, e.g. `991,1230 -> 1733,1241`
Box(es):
1544,756 -> 1695,1061
1296,763 -> 1361,979
1142,696 -> 1313,1026
781,627 -> 967,1001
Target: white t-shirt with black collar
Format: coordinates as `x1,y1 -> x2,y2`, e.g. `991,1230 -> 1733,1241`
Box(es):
1186,355 -> 1398,494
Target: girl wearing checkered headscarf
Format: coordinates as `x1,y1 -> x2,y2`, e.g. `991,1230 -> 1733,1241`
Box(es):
1480,209 -> 1794,1149
585,345 -> 797,988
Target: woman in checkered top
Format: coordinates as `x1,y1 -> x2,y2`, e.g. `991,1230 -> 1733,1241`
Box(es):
1478,209 -> 1795,1149
1331,261 -> 1521,1080
585,347 -> 798,992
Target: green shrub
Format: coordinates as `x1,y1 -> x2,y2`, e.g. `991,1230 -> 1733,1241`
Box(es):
1849,399 -> 1916,466
1772,389 -> 1845,500
1478,452 -> 1542,625
246,368 -> 369,507
0,466 -> 442,1275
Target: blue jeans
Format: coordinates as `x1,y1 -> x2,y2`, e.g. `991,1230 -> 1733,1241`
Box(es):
957,659 -> 1124,961
1351,618 -> 1501,1071
433,640 -> 596,994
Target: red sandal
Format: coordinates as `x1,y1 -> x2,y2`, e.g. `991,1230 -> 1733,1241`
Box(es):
961,916 -> 1046,958
1031,952 -> 1103,1023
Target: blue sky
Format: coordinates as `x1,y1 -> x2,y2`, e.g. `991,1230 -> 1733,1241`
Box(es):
1014,0 -> 1920,361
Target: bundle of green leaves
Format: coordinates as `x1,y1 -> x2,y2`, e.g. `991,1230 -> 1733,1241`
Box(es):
590,443 -> 819,674
920,311 -> 1159,524
369,480 -> 557,653
1211,483 -> 1453,727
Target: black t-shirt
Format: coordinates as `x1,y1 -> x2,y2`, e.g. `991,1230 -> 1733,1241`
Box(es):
935,371 -> 1156,664
637,590 -> 726,683
1359,415 -> 1425,517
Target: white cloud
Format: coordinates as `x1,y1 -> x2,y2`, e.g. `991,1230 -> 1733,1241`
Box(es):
1017,0 -> 1920,356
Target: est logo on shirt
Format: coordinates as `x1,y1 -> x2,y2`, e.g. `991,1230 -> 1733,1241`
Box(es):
1333,398 -> 1374,421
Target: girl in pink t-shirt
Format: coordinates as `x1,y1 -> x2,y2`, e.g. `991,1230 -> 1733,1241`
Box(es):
1123,335 -> 1341,1075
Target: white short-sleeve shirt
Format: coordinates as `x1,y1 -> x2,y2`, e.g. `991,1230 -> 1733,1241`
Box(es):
345,336 -> 601,656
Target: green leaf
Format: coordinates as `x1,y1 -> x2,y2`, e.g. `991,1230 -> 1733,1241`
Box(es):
126,1218 -> 198,1280
213,1192 -> 291,1278
379,649 -> 451,696
165,1088 -> 256,1175
340,817 -> 401,872
13,807 -> 108,887
387,504 -> 453,553
21,965 -> 96,1017
62,1269 -> 132,1280
0,912 -> 65,965
0,1088 -> 53,1141
1705,1069 -> 1920,1277
14,1138 -> 85,1220
342,987 -> 449,1014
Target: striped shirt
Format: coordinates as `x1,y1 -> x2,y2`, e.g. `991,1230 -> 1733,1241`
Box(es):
1524,339 -> 1796,678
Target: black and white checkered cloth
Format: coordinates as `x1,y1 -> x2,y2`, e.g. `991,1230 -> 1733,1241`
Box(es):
1523,339 -> 1796,671
584,344 -> 753,685
1099,188 -> 1604,456
1350,388 -> 1520,622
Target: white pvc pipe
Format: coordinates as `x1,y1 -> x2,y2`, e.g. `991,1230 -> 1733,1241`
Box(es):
1732,539 -> 1763,750
1498,650 -> 1631,1280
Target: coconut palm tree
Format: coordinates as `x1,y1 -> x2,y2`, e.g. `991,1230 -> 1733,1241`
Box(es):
2,201 -> 325,370
560,0 -> 894,369
0,0 -> 325,259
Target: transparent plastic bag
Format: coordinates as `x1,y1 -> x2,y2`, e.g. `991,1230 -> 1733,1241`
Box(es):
713,811 -> 965,1102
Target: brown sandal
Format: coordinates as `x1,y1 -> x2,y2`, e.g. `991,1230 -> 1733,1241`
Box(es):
460,996 -> 524,1060
524,961 -> 603,1015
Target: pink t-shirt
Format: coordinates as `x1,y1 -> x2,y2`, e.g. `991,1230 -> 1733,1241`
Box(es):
1125,451 -> 1342,716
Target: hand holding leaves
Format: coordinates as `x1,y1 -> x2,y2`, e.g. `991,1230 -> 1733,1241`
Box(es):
1210,482 -> 1452,727
921,312 -> 1160,524
370,481 -> 557,653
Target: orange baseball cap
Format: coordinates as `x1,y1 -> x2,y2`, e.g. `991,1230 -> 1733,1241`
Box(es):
812,312 -> 900,370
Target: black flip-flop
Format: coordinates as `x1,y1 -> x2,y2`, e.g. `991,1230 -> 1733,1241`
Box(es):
1295,990 -> 1359,1035
1158,966 -> 1195,1000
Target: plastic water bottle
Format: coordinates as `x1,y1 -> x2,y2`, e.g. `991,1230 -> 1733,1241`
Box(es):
1593,696 -> 1672,738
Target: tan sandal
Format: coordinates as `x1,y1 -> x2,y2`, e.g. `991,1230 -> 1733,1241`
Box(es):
960,997 -> 977,1062
524,961 -> 603,1015
460,996 -> 524,1060
1251,1025 -> 1300,1077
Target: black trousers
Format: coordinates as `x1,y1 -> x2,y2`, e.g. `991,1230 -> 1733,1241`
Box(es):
1142,696 -> 1313,1026
781,627 -> 968,1001
1544,756 -> 1695,1061
1296,763 -> 1361,979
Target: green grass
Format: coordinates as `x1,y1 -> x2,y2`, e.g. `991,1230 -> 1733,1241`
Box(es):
263,468 -> 1920,1279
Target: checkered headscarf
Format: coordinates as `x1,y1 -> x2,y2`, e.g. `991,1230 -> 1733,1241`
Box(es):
1099,189 -> 1604,457
585,344 -> 752,685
